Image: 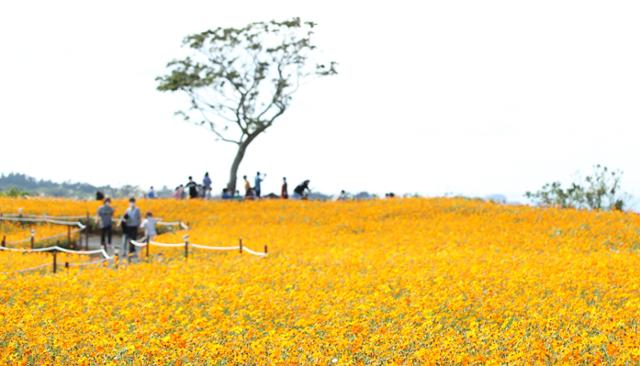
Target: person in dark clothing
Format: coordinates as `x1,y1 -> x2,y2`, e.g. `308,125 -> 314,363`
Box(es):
121,198 -> 141,261
281,177 -> 289,199
97,198 -> 114,248
293,180 -> 311,200
186,176 -> 198,199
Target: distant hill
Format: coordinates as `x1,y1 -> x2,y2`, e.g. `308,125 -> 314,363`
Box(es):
0,173 -> 150,199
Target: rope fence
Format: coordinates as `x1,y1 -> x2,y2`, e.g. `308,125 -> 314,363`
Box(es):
1,213 -> 267,276
0,213 -> 86,220
0,245 -> 111,258
2,229 -> 83,248
0,215 -> 86,229
131,237 -> 268,258
0,244 -> 112,276
157,221 -> 190,230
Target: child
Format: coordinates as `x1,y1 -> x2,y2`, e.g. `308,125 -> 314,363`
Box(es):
141,212 -> 158,242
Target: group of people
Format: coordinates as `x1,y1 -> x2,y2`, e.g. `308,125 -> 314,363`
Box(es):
97,197 -> 157,261
242,173 -> 311,200
165,172 -> 312,200
170,172 -> 213,200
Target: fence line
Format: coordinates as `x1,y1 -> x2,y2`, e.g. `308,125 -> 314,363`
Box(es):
156,221 -> 190,230
0,213 -> 86,220
0,216 -> 86,228
3,229 -> 82,247
1,213 -> 187,231
1,213 -> 266,276
0,245 -> 111,259
130,239 -> 268,258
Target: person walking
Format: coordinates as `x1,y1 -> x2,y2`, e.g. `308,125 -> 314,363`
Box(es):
281,177 -> 289,199
121,197 -> 141,263
202,172 -> 212,199
97,198 -> 114,249
293,180 -> 311,200
186,176 -> 198,199
254,172 -> 265,198
141,212 -> 158,242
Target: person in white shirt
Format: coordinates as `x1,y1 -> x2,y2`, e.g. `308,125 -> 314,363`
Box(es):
141,212 -> 158,241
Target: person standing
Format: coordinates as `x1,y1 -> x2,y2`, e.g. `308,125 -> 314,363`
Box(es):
338,190 -> 349,201
147,186 -> 156,199
202,172 -> 212,199
97,198 -> 114,249
122,197 -> 141,262
186,176 -> 198,199
173,185 -> 183,199
254,172 -> 265,198
281,177 -> 289,199
243,175 -> 253,198
141,212 -> 158,242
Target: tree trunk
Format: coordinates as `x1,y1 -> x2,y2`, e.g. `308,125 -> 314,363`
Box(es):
227,135 -> 257,193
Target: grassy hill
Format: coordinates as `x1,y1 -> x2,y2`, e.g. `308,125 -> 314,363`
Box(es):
0,173 -> 145,199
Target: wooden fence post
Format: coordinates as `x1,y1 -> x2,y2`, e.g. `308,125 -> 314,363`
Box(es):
239,238 -> 243,254
52,250 -> 58,274
67,226 -> 71,247
30,229 -> 35,250
184,236 -> 189,260
146,236 -> 150,260
85,212 -> 90,250
264,245 -> 268,255
1,235 -> 5,248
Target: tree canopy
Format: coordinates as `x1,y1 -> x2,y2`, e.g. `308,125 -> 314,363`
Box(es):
157,18 -> 337,191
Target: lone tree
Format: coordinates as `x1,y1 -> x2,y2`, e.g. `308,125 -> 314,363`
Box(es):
157,18 -> 337,192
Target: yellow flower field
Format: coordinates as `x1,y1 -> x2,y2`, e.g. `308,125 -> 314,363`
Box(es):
1,197 -> 640,364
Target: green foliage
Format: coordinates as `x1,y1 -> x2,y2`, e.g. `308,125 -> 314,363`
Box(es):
526,165 -> 627,211
0,187 -> 30,198
156,18 -> 337,190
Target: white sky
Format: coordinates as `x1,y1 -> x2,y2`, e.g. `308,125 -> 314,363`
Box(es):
0,1 -> 639,204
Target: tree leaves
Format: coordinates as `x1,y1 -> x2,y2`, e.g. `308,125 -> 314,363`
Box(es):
526,165 -> 628,211
156,18 -> 337,189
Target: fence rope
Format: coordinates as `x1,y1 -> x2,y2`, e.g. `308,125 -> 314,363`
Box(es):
0,216 -> 86,229
156,221 -> 190,230
190,243 -> 240,251
0,245 -> 112,259
130,240 -> 267,257
4,229 -> 82,247
1,214 -> 86,220
242,246 -> 268,257
1,213 -> 264,274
